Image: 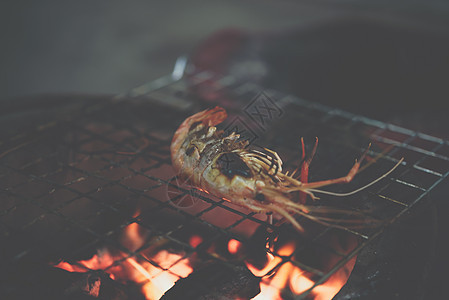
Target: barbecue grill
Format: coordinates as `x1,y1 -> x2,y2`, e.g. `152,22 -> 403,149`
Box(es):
1,67 -> 448,299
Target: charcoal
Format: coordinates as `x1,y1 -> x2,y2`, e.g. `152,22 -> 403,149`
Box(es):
3,265 -> 144,300
62,270 -> 129,300
161,262 -> 261,300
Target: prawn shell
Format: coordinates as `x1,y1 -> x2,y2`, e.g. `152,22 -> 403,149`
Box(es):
200,152 -> 257,200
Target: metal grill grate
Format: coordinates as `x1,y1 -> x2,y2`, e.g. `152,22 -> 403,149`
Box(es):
1,70 -> 448,299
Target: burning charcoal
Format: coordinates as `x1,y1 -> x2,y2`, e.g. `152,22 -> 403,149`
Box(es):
63,271 -> 103,298
160,262 -> 261,300
240,225 -> 273,269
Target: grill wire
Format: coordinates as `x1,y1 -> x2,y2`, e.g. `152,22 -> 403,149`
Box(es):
1,70 -> 449,299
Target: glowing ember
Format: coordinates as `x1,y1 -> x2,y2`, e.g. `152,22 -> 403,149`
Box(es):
227,238 -> 241,254
189,235 -> 203,248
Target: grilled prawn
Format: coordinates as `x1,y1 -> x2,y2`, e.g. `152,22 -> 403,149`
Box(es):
170,106 -> 401,232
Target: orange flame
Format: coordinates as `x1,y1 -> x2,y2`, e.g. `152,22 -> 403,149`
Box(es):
135,251 -> 192,300
227,237 -> 355,300
55,222 -> 193,300
55,212 -> 355,300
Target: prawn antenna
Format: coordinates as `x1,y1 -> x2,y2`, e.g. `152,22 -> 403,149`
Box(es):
308,158 -> 404,197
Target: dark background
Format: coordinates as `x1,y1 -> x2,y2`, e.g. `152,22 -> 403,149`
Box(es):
0,0 -> 322,100
1,0 -> 449,105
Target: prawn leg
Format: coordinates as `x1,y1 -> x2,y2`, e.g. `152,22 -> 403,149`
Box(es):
229,196 -> 306,232
300,144 -> 370,190
299,137 -> 318,202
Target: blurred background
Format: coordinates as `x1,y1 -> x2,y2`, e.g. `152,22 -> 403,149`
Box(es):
1,1 -> 449,116
0,0 -> 323,99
